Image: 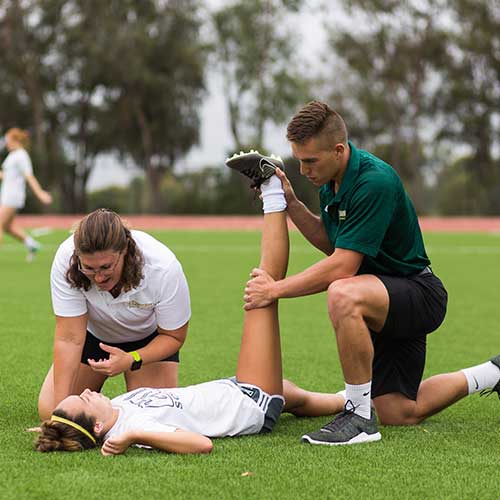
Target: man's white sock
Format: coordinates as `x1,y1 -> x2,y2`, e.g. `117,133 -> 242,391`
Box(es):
461,361 -> 500,394
260,175 -> 286,214
345,381 -> 372,419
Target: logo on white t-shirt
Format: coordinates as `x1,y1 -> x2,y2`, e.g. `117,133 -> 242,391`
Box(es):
127,300 -> 157,310
124,388 -> 183,409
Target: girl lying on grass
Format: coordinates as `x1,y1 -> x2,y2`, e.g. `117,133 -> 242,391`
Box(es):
34,196 -> 342,455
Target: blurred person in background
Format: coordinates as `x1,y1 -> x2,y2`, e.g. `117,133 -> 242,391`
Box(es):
38,208 -> 191,420
0,127 -> 53,261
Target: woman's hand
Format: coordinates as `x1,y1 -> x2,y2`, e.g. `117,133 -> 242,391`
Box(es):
88,343 -> 134,377
101,432 -> 133,456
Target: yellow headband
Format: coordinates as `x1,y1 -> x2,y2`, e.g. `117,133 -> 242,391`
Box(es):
51,415 -> 96,445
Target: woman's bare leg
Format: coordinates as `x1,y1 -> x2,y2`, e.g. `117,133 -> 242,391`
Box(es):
0,206 -> 22,244
0,206 -> 28,244
236,210 -> 289,396
283,379 -> 345,417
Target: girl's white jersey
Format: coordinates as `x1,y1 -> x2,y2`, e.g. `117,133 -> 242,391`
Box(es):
0,148 -> 33,208
105,380 -> 266,440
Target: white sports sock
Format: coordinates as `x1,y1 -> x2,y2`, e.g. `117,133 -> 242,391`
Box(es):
260,174 -> 286,214
336,389 -> 347,400
345,381 -> 372,419
461,361 -> 500,395
24,235 -> 40,250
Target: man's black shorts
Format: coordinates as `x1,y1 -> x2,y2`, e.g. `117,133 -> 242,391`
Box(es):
371,269 -> 447,400
81,330 -> 180,365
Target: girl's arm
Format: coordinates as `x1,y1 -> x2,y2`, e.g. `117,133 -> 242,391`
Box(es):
24,174 -> 52,205
101,428 -> 213,456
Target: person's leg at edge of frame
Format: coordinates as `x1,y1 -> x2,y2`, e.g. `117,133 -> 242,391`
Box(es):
235,174 -> 289,396
374,356 -> 500,425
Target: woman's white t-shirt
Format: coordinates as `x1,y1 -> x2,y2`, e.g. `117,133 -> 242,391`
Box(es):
0,148 -> 33,208
50,230 -> 191,341
105,380 -> 266,440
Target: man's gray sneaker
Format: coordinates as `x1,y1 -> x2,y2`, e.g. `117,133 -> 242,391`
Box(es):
225,150 -> 284,189
301,402 -> 381,446
480,354 -> 500,399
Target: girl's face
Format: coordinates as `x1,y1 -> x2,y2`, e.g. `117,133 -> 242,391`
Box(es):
57,389 -> 114,430
77,250 -> 126,292
5,134 -> 19,151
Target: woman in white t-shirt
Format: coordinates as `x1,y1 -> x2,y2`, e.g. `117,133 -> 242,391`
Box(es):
37,208 -> 192,420
0,128 -> 52,259
35,202 -> 343,454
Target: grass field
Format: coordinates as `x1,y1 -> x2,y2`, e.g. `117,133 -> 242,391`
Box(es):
1,228 -> 500,499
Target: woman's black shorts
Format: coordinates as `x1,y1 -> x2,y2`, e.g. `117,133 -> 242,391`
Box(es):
371,269 -> 448,400
81,330 -> 180,365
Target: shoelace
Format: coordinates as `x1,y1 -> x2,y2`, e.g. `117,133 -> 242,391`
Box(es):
321,400 -> 358,433
241,158 -> 275,189
479,387 -> 500,399
242,167 -> 263,181
242,167 -> 265,191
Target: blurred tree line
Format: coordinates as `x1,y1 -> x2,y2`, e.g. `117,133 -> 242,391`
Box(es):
0,0 -> 498,215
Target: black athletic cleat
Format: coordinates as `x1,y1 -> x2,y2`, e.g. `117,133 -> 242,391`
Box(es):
480,354 -> 500,399
225,150 -> 284,189
301,401 -> 381,446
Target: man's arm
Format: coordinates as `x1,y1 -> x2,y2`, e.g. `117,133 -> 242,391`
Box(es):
53,314 -> 88,407
275,168 -> 333,255
244,248 -> 364,309
101,428 -> 213,456
276,248 -> 363,297
287,197 -> 333,255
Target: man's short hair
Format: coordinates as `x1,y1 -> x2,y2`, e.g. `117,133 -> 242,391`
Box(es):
286,100 -> 348,150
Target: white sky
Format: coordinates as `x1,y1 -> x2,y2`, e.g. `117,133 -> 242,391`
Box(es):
87,0 -> 328,191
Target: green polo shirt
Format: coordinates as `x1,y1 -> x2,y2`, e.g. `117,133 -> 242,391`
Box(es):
319,141 -> 430,276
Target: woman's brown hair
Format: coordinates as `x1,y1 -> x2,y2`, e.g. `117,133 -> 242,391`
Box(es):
66,208 -> 144,292
35,409 -> 98,452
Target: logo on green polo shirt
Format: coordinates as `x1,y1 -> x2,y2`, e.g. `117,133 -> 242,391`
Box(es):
339,210 -> 347,221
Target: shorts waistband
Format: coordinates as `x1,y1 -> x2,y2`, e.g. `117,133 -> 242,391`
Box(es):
417,266 -> 432,276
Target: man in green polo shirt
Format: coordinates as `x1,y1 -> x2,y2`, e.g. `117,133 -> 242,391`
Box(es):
226,100 -> 500,446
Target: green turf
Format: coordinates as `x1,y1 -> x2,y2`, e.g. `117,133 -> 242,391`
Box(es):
1,229 -> 499,499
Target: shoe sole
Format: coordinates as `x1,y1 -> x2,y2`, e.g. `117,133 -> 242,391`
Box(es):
301,432 -> 382,446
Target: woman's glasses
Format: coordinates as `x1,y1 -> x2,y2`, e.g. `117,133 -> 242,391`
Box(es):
77,252 -> 122,277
